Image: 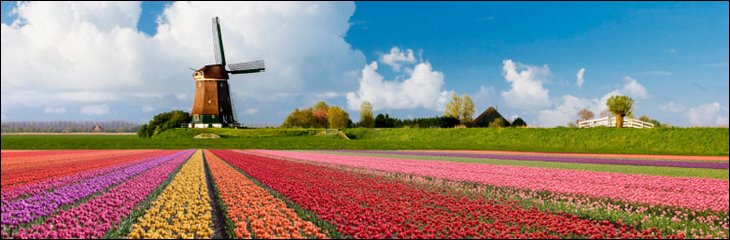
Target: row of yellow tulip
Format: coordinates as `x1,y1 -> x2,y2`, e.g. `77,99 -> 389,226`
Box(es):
128,150 -> 213,239
205,150 -> 327,239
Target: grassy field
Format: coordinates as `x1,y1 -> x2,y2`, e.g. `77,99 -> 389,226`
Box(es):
1,127 -> 728,156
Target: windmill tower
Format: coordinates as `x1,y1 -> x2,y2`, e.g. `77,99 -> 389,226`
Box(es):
189,17 -> 265,128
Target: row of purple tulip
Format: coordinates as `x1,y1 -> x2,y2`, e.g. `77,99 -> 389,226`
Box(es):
1,150 -> 190,228
8,149 -> 193,239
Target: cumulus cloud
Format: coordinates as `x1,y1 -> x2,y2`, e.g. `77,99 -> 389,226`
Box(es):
536,95 -> 592,127
500,60 -> 551,110
660,101 -> 686,113
533,77 -> 650,127
379,47 -> 416,72
687,102 -> 729,126
1,2 -> 365,122
621,76 -> 649,99
346,61 -> 450,111
576,68 -> 585,87
81,104 -> 110,115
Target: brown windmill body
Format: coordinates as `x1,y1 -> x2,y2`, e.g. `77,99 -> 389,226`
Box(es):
189,17 -> 265,128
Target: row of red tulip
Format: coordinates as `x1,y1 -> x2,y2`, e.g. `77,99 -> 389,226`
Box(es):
213,150 -> 676,239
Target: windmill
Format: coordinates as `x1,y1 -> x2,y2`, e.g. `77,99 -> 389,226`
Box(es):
189,17 -> 265,128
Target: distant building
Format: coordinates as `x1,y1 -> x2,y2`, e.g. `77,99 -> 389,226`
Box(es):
93,123 -> 104,132
473,106 -> 512,127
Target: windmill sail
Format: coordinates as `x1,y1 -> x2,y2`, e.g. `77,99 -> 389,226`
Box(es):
228,60 -> 265,74
212,17 -> 226,66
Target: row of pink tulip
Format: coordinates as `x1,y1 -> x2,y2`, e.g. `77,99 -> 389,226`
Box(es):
248,150 -> 729,212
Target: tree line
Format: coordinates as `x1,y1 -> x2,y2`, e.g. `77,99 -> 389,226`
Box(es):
281,93 -> 527,129
1,121 -> 141,133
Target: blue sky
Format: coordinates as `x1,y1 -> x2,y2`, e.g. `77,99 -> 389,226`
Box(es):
1,2 -> 728,127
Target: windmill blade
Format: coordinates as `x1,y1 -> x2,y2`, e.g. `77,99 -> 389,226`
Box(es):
228,60 -> 265,74
212,17 -> 226,66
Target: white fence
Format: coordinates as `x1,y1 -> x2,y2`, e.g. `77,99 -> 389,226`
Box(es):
577,116 -> 654,129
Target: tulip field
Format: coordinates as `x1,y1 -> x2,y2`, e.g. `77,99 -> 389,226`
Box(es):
1,149 -> 728,239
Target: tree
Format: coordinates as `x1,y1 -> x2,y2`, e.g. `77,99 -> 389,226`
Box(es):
511,117 -> 527,127
444,92 -> 462,118
327,106 -> 350,129
312,101 -> 329,128
599,110 -> 613,118
578,108 -> 595,121
460,94 -> 475,125
137,110 -> 191,138
282,108 -> 316,128
567,121 -> 578,128
359,101 -> 374,128
489,117 -> 507,128
639,115 -> 662,128
606,95 -> 634,128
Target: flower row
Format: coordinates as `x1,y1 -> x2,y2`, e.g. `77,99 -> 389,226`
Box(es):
251,150 -> 729,211
213,150 -> 670,239
128,150 -> 213,239
2,150 -> 171,191
1,151 -> 187,228
7,150 -> 193,239
344,150 -> 728,169
204,150 -> 326,239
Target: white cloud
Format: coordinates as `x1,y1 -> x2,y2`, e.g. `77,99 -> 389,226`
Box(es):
346,61 -> 450,111
687,102 -> 729,127
1,2 -> 365,121
315,91 -> 341,99
44,107 -> 66,114
500,59 -> 551,110
533,77 -> 650,127
660,101 -> 686,113
379,47 -> 416,72
142,106 -> 155,112
244,108 -> 259,115
536,95 -> 593,127
621,76 -> 649,99
576,68 -> 585,87
80,104 -> 109,115
471,86 -> 496,113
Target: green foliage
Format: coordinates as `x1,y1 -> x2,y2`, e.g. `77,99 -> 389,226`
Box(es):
327,106 -> 350,129
607,95 -> 634,128
489,117 -> 508,128
359,101 -> 374,128
607,95 -> 634,116
461,94 -> 475,124
373,115 -> 460,128
283,102 -> 351,129
444,92 -> 462,118
512,117 -> 527,127
282,108 -> 317,128
137,110 -> 191,138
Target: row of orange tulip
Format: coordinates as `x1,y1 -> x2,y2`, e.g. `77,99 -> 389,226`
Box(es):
205,150 -> 327,239
128,150 -> 213,239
